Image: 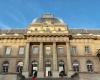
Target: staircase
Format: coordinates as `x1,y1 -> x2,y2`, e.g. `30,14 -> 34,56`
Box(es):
26,77 -> 70,80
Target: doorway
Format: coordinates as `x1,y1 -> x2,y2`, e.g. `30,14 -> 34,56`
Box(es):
59,60 -> 66,76
45,61 -> 52,77
31,60 -> 38,76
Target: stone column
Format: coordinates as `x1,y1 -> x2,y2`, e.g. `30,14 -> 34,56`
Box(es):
38,42 -> 44,78
52,42 -> 59,77
0,45 -> 3,73
22,42 -> 30,78
66,42 -> 74,78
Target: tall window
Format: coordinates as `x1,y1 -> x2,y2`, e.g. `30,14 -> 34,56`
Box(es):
45,46 -> 51,55
71,46 -> 77,55
32,46 -> 39,54
5,47 -> 11,55
86,60 -> 93,72
72,60 -> 79,72
2,61 -> 9,73
57,47 -> 64,54
46,28 -> 50,32
19,47 -> 25,55
16,61 -> 23,73
85,46 -> 90,53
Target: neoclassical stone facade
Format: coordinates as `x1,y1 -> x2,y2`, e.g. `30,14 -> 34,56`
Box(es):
0,13 -> 100,79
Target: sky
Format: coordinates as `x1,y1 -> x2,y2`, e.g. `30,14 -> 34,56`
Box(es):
0,0 -> 100,29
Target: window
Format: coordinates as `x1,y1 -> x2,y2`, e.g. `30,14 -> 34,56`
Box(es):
58,28 -> 61,31
35,28 -> 38,31
97,49 -> 100,60
97,49 -> 100,53
71,46 -> 77,55
85,46 -> 90,53
5,47 -> 11,55
46,28 -> 50,32
16,61 -> 23,73
19,47 -> 25,55
2,61 -> 9,73
46,25 -> 48,27
32,46 -> 39,54
86,60 -> 93,72
57,47 -> 64,54
73,60 -> 79,72
45,46 -> 51,55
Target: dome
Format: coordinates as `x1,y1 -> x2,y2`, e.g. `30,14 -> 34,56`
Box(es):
32,13 -> 65,24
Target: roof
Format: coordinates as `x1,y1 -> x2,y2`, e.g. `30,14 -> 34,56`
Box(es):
31,13 -> 65,24
0,28 -> 100,35
69,29 -> 100,35
0,29 -> 26,34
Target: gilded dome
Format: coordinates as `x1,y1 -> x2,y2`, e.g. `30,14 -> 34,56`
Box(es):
32,13 -> 65,24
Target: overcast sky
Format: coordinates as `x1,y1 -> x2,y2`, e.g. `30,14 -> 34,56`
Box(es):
0,0 -> 100,29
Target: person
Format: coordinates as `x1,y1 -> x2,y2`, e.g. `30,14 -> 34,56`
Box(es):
34,70 -> 37,77
32,71 -> 37,80
21,75 -> 25,80
59,71 -> 64,78
32,76 -> 37,80
17,73 -> 25,80
48,71 -> 52,77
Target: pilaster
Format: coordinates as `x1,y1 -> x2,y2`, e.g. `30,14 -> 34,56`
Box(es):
66,42 -> 74,78
52,42 -> 59,77
22,42 -> 30,78
38,42 -> 44,78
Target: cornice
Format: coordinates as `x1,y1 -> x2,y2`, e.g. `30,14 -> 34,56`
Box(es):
24,33 -> 70,37
0,35 -> 25,39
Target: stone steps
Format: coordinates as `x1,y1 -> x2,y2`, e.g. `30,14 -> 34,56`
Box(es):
26,77 -> 69,80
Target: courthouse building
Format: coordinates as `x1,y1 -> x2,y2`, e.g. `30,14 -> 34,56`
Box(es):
0,13 -> 100,79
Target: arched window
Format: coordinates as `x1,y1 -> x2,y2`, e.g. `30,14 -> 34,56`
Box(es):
86,60 -> 93,72
2,61 -> 9,73
16,61 -> 23,73
72,60 -> 79,72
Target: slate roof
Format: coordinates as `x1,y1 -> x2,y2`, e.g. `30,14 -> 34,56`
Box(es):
69,29 -> 100,35
0,29 -> 27,34
0,28 -> 100,35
